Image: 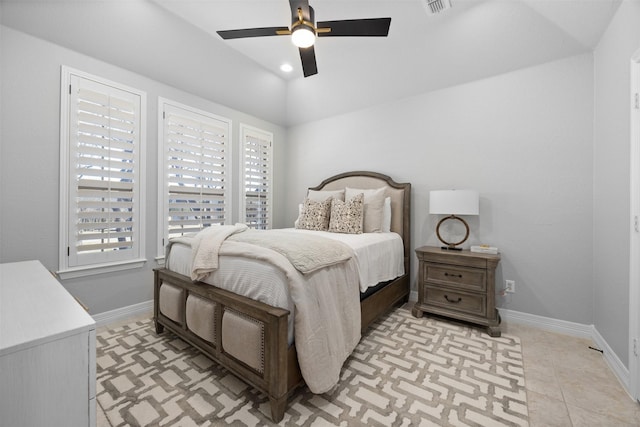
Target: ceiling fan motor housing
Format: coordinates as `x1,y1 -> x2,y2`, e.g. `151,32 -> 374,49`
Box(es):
292,5 -> 315,28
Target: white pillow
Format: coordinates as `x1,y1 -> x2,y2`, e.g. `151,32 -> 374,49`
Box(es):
307,189 -> 345,202
345,187 -> 386,233
382,197 -> 391,233
294,203 -> 303,228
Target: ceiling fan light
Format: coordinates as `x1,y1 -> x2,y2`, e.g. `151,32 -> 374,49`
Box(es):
291,26 -> 315,48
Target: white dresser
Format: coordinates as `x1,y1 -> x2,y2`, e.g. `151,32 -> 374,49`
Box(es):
0,260 -> 96,427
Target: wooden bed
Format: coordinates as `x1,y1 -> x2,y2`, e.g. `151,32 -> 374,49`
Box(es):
153,171 -> 411,422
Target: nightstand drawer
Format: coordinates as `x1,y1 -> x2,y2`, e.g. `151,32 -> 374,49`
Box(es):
424,264 -> 486,292
424,286 -> 486,317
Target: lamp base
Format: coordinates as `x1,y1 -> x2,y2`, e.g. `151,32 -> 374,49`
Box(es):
436,215 -> 470,251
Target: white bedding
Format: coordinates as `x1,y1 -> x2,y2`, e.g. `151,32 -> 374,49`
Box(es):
278,228 -> 405,292
167,228 -> 404,291
165,229 -> 405,344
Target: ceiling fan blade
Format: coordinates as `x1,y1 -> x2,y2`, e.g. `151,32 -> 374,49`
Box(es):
299,46 -> 318,78
217,27 -> 290,39
317,18 -> 391,37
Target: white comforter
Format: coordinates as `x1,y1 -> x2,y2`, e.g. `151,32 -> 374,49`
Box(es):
166,226 -> 362,393
281,228 -> 405,292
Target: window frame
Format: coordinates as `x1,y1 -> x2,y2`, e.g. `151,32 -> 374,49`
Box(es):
58,66 -> 147,279
157,98 -> 233,260
239,124 -> 274,230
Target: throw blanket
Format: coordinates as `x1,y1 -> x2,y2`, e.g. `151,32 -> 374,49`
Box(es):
189,223 -> 248,281
227,229 -> 352,274
164,226 -> 361,393
220,240 -> 361,393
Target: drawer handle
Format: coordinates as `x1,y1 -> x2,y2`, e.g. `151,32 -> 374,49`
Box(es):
444,272 -> 463,278
444,295 -> 462,303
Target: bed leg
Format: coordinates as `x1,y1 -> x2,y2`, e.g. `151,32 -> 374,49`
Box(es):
154,319 -> 164,334
269,395 -> 287,422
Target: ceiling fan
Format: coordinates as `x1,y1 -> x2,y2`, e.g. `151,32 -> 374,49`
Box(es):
216,0 -> 391,78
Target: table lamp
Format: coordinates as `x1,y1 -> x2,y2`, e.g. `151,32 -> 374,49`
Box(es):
429,189 -> 479,250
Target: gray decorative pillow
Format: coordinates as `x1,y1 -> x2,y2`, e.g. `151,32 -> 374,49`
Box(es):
295,198 -> 332,231
329,193 -> 364,234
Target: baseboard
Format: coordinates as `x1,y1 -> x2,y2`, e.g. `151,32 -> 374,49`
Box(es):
92,300 -> 153,328
498,307 -> 593,338
498,307 -> 632,399
591,325 -> 632,397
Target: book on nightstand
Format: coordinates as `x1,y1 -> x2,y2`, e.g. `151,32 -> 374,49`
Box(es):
470,245 -> 499,255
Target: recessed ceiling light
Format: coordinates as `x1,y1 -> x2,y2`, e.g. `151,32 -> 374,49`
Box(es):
280,63 -> 294,73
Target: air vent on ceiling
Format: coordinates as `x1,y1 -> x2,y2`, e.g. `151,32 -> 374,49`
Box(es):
423,0 -> 452,15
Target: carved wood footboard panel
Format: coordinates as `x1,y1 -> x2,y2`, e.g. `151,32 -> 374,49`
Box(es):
153,267 -> 301,421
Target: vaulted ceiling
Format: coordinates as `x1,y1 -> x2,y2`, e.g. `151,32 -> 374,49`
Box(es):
1,0 -> 621,126
154,0 -> 620,124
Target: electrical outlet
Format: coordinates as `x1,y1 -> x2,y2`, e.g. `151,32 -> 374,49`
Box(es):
505,280 -> 515,293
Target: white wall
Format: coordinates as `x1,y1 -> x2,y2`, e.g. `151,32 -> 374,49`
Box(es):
285,54 -> 595,324
3,0 -> 636,374
0,26 -> 287,314
0,0 -> 288,126
593,0 -> 640,369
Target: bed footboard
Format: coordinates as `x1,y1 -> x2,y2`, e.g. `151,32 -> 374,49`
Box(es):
153,268 -> 300,422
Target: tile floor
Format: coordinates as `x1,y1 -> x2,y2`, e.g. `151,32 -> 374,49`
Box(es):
96,312 -> 640,426
502,321 -> 640,426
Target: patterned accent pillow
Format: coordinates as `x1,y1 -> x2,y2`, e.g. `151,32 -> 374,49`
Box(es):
295,198 -> 332,231
328,193 -> 364,234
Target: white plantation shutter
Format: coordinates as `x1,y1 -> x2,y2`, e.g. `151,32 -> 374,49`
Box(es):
241,125 -> 273,229
161,101 -> 231,245
60,68 -> 146,274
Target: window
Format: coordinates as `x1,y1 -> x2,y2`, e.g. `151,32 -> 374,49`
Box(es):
59,67 -> 146,278
158,99 -> 232,256
240,124 -> 273,229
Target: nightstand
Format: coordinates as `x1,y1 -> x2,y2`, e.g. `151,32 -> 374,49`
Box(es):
412,246 -> 501,337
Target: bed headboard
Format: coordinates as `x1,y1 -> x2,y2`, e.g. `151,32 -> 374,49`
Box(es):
309,171 -> 411,274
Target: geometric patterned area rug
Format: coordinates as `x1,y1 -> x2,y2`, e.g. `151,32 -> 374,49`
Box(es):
96,308 -> 528,426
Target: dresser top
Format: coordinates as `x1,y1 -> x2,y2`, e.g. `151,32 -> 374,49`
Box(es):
0,260 -> 95,356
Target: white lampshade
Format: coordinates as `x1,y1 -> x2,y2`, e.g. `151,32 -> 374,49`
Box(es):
429,190 -> 479,215
291,26 -> 315,48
